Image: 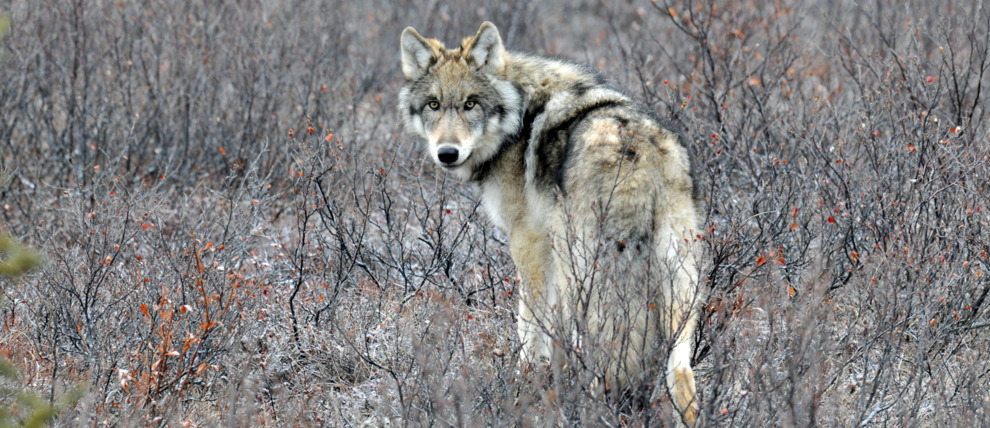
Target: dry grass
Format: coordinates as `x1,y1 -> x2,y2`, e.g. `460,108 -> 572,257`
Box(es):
0,0 -> 988,426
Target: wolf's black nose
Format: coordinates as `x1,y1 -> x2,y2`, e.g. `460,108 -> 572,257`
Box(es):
437,147 -> 459,164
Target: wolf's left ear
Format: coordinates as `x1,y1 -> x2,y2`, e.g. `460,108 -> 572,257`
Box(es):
401,27 -> 437,81
466,22 -> 505,76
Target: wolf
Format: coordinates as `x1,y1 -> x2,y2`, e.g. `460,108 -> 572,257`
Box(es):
399,22 -> 703,425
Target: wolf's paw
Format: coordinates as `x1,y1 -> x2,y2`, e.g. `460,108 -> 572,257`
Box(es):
673,366 -> 698,426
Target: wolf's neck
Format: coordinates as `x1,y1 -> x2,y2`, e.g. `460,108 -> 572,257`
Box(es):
475,141 -> 527,231
504,52 -> 605,111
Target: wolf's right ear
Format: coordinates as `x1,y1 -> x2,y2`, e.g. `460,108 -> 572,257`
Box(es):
401,27 -> 436,81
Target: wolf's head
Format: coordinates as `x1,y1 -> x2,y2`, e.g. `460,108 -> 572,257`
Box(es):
398,22 -> 523,181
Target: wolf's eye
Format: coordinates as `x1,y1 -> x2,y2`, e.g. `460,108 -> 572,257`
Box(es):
428,100 -> 440,110
464,100 -> 476,110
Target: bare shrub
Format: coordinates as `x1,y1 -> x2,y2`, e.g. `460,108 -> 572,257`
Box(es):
0,0 -> 986,426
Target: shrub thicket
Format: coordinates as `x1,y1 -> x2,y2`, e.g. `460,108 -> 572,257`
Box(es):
0,1 -> 987,426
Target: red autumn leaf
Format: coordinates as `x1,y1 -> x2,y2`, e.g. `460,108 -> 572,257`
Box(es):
828,216 -> 836,223
140,303 -> 150,319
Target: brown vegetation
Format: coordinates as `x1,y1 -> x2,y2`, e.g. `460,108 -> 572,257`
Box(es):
0,0 -> 987,426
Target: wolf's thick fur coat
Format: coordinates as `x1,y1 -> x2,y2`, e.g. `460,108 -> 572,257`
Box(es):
399,22 -> 703,425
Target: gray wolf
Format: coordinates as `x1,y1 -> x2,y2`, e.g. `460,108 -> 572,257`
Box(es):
399,22 -> 703,425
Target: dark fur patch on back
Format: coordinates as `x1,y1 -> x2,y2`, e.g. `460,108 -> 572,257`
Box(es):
534,100 -> 626,194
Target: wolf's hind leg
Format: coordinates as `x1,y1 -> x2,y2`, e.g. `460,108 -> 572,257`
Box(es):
667,335 -> 698,426
665,253 -> 700,426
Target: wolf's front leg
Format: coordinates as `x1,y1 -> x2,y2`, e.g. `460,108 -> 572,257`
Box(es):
509,224 -> 556,366
516,293 -> 552,365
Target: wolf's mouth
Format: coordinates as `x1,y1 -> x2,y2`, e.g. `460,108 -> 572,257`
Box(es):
439,159 -> 467,169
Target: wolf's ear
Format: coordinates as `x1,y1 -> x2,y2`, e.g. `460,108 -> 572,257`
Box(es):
401,27 -> 437,81
465,21 -> 505,76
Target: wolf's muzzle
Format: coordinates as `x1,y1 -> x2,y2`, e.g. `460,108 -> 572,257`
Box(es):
437,146 -> 460,165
